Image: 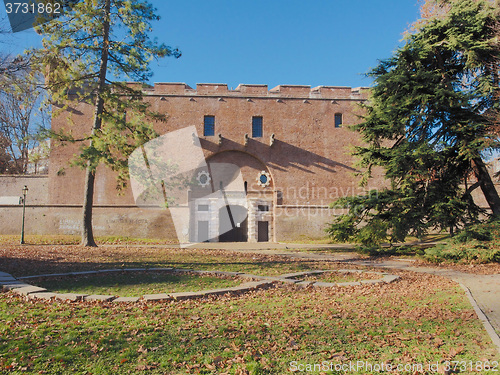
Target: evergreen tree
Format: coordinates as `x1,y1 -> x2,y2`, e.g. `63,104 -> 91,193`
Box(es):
327,0 -> 500,245
32,0 -> 180,246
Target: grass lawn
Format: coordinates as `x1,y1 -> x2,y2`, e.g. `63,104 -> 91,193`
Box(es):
302,271 -> 383,283
0,245 -> 498,374
0,235 -> 179,246
0,245 -> 353,278
28,272 -> 243,297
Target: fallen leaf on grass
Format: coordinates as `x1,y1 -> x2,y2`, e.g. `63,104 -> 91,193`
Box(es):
434,337 -> 444,348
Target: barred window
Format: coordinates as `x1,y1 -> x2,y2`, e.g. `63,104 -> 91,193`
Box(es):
252,116 -> 263,138
334,113 -> 343,128
204,115 -> 215,136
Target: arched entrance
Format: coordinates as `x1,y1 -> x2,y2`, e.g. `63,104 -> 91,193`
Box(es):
218,205 -> 248,242
190,150 -> 274,243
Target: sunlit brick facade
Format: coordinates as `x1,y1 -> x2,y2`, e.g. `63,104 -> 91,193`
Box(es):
46,82 -> 386,242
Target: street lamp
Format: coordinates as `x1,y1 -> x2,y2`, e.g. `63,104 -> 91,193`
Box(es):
20,185 -> 28,245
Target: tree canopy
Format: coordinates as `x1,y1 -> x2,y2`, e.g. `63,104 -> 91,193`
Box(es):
327,0 -> 500,245
32,0 -> 180,246
0,60 -> 49,174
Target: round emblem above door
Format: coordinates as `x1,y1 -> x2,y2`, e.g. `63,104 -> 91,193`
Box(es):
256,171 -> 271,187
197,170 -> 211,187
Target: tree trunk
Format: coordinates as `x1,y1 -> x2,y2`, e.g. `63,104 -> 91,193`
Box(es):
81,167 -> 97,247
81,0 -> 111,247
472,156 -> 500,217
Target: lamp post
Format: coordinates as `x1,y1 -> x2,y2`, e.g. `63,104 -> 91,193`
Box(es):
20,185 -> 28,245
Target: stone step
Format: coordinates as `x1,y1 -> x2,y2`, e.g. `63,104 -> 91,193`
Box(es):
28,292 -> 57,301
143,293 -> 171,301
55,293 -> 88,302
84,295 -> 117,302
113,296 -> 141,303
2,282 -> 35,291
13,286 -> 48,295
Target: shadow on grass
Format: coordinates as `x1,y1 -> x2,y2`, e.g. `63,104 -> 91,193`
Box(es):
0,256 -> 323,278
28,271 -> 243,296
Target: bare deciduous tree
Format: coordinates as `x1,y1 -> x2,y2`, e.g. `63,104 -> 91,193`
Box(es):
0,58 -> 50,174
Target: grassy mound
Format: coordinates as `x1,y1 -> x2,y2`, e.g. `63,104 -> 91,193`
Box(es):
423,220 -> 500,264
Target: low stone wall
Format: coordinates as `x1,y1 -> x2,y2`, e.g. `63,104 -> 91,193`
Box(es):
274,205 -> 343,241
0,203 -> 340,241
0,268 -> 400,304
4,195 -> 497,241
0,205 -> 178,240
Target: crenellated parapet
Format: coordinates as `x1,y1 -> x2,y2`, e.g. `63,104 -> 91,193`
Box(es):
138,82 -> 369,100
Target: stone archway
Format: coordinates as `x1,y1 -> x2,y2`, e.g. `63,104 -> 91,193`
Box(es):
206,151 -> 273,193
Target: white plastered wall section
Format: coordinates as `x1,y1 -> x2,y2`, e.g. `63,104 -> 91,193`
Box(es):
191,194 -> 274,243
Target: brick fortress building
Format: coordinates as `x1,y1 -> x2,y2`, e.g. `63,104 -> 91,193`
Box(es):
44,83 -> 386,242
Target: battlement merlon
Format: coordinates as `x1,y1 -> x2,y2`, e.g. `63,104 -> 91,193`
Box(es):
133,82 -> 370,100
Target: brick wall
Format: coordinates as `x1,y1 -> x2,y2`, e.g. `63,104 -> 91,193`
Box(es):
38,83 -> 387,241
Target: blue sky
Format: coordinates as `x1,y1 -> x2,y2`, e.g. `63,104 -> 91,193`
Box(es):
1,1 -> 422,90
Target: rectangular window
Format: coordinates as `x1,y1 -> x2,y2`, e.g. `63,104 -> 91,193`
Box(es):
334,113 -> 343,128
252,116 -> 263,138
198,204 -> 209,211
258,205 -> 269,212
204,115 -> 215,136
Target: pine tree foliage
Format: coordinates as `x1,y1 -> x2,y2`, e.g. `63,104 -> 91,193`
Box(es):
327,0 -> 500,245
31,0 -> 181,246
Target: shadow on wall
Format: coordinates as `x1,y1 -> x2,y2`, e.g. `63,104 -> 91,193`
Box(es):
200,138 -> 359,174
